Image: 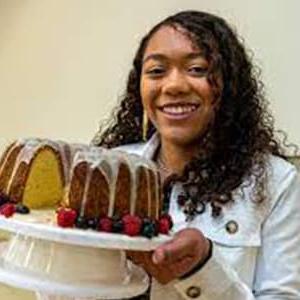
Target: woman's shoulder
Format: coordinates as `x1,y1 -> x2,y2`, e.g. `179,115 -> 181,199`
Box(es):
232,155 -> 298,219
260,154 -> 300,216
266,154 -> 298,189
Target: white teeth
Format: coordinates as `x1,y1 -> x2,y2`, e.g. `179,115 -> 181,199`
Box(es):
162,105 -> 197,114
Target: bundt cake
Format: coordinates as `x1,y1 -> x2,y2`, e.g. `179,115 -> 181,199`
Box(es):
64,148 -> 162,220
0,139 -> 169,236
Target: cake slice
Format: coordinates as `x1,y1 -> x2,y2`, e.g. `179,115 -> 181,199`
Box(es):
0,139 -> 70,208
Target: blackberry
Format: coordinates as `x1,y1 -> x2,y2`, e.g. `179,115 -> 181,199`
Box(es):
142,223 -> 156,239
112,219 -> 123,233
75,216 -> 89,229
142,218 -> 156,238
15,203 -> 30,214
87,217 -> 99,229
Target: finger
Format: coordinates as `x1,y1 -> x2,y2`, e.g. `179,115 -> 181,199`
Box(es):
153,236 -> 194,265
152,247 -> 165,264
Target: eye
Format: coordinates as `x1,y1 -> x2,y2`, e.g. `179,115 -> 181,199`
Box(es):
144,66 -> 165,77
188,66 -> 208,77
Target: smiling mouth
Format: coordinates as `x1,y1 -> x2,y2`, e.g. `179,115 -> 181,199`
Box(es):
158,103 -> 200,116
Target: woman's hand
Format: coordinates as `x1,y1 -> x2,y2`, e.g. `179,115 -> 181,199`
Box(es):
127,228 -> 211,284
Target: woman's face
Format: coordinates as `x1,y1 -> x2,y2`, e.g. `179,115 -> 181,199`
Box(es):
140,25 -> 221,148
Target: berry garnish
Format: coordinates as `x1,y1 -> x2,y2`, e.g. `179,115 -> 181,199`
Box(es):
122,214 -> 142,237
99,217 -> 113,232
112,219 -> 123,233
141,219 -> 156,238
0,203 -> 16,218
57,208 -> 77,228
75,216 -> 89,229
160,213 -> 173,229
87,217 -> 99,229
15,203 -> 30,214
158,217 -> 171,234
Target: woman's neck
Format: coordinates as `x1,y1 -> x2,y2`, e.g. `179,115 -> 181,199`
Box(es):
157,140 -> 199,176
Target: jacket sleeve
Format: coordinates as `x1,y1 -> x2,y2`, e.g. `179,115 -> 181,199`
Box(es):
173,168 -> 300,300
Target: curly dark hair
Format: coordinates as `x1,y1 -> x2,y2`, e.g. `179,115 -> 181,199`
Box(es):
92,10 -> 289,218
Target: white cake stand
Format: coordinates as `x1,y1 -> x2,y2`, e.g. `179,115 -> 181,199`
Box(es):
0,210 -> 172,299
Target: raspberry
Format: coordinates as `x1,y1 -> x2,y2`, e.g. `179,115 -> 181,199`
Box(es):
99,217 -> 113,232
0,203 -> 16,218
57,208 -> 77,228
122,214 -> 142,236
158,217 -> 171,234
160,213 -> 173,229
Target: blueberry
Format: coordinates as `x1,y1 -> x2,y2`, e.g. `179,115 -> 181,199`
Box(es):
142,219 -> 156,238
112,219 -> 123,233
87,217 -> 99,230
75,216 -> 89,229
142,223 -> 156,238
15,203 -> 30,214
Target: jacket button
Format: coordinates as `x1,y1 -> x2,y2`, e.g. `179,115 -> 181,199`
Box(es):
225,220 -> 238,234
186,286 -> 201,298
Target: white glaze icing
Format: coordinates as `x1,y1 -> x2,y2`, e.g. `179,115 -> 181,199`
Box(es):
68,148 -> 161,219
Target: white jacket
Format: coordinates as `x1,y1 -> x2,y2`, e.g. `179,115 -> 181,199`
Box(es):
119,134 -> 300,300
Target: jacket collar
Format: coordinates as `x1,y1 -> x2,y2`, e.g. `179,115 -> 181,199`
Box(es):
141,132 -> 160,159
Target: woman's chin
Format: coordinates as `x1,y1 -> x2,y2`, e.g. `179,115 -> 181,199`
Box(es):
160,131 -> 200,149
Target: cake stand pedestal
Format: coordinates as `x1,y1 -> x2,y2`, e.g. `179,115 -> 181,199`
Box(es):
0,210 -> 172,299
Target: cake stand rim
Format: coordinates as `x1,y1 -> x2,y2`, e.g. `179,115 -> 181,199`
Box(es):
0,256 -> 149,299
0,210 -> 173,250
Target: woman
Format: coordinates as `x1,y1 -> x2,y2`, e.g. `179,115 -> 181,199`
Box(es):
93,10 -> 300,299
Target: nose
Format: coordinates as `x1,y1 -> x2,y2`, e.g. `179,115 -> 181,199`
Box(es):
161,68 -> 190,96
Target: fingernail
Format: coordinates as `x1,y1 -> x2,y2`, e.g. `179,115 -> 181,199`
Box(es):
152,249 -> 164,264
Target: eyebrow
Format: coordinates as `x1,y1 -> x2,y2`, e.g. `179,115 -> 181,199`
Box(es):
142,52 -> 205,64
